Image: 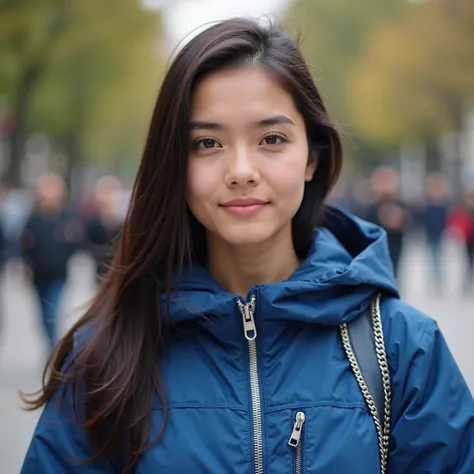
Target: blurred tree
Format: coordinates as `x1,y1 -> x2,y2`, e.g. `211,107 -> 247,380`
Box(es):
348,0 -> 474,149
0,0 -> 70,185
0,0 -> 162,187
284,0 -> 403,142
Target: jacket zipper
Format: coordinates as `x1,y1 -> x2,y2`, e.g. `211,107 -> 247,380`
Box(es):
237,295 -> 263,474
288,411 -> 306,474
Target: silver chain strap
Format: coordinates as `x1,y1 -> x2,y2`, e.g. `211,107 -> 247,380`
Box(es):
339,293 -> 391,474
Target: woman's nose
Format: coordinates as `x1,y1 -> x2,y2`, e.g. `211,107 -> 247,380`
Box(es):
225,148 -> 260,186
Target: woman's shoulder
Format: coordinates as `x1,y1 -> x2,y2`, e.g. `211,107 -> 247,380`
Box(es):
380,296 -> 438,346
380,296 -> 435,336
378,295 -> 446,374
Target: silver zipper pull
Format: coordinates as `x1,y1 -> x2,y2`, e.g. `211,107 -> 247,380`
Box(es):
238,299 -> 257,341
288,412 -> 306,447
242,303 -> 257,341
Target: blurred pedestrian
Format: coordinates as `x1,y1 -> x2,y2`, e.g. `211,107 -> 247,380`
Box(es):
22,19 -> 474,474
420,172 -> 450,292
84,176 -> 123,282
0,182 -> 32,265
465,189 -> 474,292
347,178 -> 376,219
20,173 -> 83,349
0,218 -> 6,339
448,187 -> 474,294
366,166 -> 411,279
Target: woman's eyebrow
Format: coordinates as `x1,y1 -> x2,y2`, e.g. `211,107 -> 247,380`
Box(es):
189,120 -> 222,131
189,114 -> 295,131
255,115 -> 296,128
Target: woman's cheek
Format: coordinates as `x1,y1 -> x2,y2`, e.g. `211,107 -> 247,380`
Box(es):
187,164 -> 219,201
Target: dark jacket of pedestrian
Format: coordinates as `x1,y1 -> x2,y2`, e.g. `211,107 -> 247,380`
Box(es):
21,208 -> 83,284
421,201 -> 449,243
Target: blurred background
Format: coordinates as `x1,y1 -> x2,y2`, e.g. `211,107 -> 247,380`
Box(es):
0,0 -> 473,471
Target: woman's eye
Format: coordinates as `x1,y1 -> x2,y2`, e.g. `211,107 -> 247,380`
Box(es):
260,134 -> 287,146
195,138 -> 220,149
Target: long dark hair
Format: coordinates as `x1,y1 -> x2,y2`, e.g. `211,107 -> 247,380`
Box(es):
23,17 -> 343,471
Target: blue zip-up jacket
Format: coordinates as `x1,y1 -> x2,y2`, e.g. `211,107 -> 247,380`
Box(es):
22,208 -> 474,473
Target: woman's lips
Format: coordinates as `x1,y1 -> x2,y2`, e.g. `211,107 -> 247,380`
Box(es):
221,203 -> 267,217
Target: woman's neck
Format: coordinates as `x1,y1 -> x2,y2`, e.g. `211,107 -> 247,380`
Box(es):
207,229 -> 300,297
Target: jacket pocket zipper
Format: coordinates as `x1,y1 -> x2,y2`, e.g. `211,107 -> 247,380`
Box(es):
288,411 -> 305,474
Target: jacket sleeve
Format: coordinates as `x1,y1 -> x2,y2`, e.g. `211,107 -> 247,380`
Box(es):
21,343 -> 117,473
389,317 -> 474,473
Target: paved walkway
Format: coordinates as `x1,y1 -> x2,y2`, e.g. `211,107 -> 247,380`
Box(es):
0,237 -> 472,473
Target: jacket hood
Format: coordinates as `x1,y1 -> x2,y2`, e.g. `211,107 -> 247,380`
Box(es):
160,206 -> 399,326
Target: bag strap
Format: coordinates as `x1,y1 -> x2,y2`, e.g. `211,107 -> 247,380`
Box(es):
340,293 -> 391,474
347,302 -> 385,424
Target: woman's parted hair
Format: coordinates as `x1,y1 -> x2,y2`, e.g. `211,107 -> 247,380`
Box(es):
23,17 -> 343,471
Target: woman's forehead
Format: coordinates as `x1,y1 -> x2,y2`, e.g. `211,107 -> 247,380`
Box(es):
190,66 -> 301,128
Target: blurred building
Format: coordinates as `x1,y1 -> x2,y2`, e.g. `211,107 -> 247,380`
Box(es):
149,0 -> 292,53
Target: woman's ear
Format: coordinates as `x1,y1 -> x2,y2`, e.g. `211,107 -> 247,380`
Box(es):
305,150 -> 318,182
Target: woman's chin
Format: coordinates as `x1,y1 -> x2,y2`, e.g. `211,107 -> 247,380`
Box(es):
215,229 -> 274,249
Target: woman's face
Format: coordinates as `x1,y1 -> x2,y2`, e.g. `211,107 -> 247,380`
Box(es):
186,66 -> 317,250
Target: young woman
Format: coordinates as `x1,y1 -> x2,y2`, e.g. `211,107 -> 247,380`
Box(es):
21,18 -> 474,474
